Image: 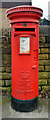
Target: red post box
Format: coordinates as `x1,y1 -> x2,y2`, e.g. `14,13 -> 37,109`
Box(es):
6,6 -> 43,111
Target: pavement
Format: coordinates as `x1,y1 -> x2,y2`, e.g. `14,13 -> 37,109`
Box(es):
1,94 -> 49,119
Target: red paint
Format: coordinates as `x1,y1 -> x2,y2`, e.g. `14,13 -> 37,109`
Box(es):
6,6 -> 43,100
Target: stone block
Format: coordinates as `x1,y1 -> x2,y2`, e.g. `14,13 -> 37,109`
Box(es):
2,48 -> 11,54
42,86 -> 48,92
2,37 -> 10,47
39,36 -> 46,43
2,73 -> 11,80
48,79 -> 50,85
4,29 -> 9,37
39,66 -> 44,71
0,73 -> 2,79
2,36 -> 7,43
3,54 -> 11,60
48,92 -> 50,98
45,66 -> 50,71
48,86 -> 50,91
2,60 -> 10,66
48,44 -> 50,47
0,73 -> 11,80
0,80 -> 4,87
48,54 -> 50,59
2,67 -> 6,72
0,67 -> 11,72
39,60 -> 50,65
39,54 -> 48,59
0,67 -> 5,72
41,48 -> 50,53
6,67 -> 11,73
2,36 -> 11,48
39,72 -> 48,79
39,43 -> 49,48
2,43 -> 11,49
2,67 -> 11,72
0,87 -> 10,92
0,67 -> 2,72
48,72 -> 50,79
39,49 -> 41,53
5,80 -> 11,87
2,54 -> 11,66
39,79 -> 47,85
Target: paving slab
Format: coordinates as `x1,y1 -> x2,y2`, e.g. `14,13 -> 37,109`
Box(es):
1,95 -> 49,119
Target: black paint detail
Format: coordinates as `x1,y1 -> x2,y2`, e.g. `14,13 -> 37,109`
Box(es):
11,95 -> 38,112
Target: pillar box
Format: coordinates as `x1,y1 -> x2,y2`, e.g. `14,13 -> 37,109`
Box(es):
6,6 -> 43,112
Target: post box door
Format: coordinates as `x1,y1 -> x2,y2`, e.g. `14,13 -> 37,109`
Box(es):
12,34 -> 39,100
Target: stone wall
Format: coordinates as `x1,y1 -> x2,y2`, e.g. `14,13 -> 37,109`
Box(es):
0,9 -> 50,97
39,33 -> 50,94
0,27 -> 11,92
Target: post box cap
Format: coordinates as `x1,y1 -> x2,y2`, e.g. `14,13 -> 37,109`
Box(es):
6,6 -> 43,23
6,5 -> 43,15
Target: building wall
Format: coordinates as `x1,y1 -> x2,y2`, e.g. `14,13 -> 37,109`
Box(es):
0,9 -> 10,28
48,1 -> 50,21
0,9 -> 50,96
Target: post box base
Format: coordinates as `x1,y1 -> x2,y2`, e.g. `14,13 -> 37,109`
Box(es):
11,95 -> 38,112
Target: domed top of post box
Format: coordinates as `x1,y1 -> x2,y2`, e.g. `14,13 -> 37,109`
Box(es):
6,6 -> 43,23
